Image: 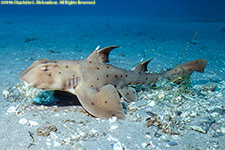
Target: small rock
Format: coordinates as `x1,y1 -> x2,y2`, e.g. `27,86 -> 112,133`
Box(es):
18,118 -> 27,125
2,90 -> 10,98
89,129 -> 98,137
203,82 -> 217,91
46,142 -> 51,146
148,101 -> 156,107
110,124 -> 119,130
7,106 -> 17,113
141,143 -> 148,148
112,142 -> 124,150
29,121 -> 38,127
168,141 -> 178,146
175,111 -> 182,116
109,116 -> 117,123
190,125 -> 207,134
190,118 -> 215,134
146,111 -> 156,117
210,123 -> 217,130
158,92 -> 165,99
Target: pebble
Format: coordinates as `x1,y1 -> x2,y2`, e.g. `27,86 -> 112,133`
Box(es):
141,142 -> 148,148
190,125 -> 207,134
110,124 -> 119,130
203,82 -> 217,91
7,106 -> 17,113
175,111 -> 182,116
46,141 -> 52,146
148,101 -> 156,107
2,90 -> 10,98
158,92 -> 165,99
18,118 -> 27,125
38,105 -> 45,110
29,121 -> 38,127
89,129 -> 98,137
109,117 -> 117,123
112,142 -> 124,150
168,141 -> 178,146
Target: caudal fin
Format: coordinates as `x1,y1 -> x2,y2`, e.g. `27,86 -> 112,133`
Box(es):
164,59 -> 207,81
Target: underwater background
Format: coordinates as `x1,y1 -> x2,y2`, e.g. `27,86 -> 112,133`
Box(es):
0,0 -> 225,150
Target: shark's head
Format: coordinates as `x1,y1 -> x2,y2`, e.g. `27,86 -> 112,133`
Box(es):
20,59 -> 66,90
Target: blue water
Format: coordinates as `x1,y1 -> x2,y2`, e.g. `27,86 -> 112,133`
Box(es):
0,1 -> 225,150
0,0 -> 225,84
0,0 -> 225,22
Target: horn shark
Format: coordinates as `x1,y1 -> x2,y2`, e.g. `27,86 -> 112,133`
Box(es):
20,46 -> 207,119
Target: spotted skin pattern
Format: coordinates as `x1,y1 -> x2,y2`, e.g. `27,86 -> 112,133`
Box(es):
20,46 -> 207,119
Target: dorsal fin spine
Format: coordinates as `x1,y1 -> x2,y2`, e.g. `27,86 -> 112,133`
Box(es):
86,45 -> 119,63
134,59 -> 153,72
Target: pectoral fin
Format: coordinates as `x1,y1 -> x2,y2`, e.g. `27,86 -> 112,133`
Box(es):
74,84 -> 125,119
118,86 -> 137,102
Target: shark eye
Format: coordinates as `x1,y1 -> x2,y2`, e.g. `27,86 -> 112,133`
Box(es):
41,65 -> 50,71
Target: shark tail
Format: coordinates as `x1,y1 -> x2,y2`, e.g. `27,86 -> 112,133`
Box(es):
163,59 -> 207,83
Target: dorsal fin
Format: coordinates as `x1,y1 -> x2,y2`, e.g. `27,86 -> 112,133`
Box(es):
134,59 -> 153,72
87,45 -> 119,63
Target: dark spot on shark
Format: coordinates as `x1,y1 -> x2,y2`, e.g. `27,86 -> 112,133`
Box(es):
105,101 -> 107,103
125,74 -> 128,77
97,78 -> 99,80
97,67 -> 100,70
106,75 -> 109,78
91,85 -> 94,87
91,102 -> 94,105
146,77 -> 148,80
48,74 -> 51,76
59,72 -> 61,74
115,75 -> 118,78
106,66 -> 109,69
120,75 -> 123,78
127,93 -> 129,95
66,65 -> 68,68
89,61 -> 92,63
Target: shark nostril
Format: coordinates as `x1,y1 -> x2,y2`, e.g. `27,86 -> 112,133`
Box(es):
41,65 -> 50,71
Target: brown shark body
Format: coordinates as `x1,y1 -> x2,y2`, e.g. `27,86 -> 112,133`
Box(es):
20,46 -> 207,119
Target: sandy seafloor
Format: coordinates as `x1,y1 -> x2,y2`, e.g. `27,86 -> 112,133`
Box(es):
0,15 -> 225,150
